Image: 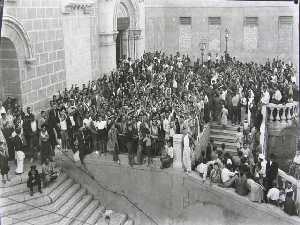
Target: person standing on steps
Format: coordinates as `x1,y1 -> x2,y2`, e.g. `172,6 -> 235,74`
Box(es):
0,141 -> 10,184
14,128 -> 25,175
27,165 -> 42,196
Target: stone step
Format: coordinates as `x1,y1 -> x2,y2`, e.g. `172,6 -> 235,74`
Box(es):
210,123 -> 242,131
97,212 -> 128,225
124,219 -> 134,225
210,134 -> 237,143
23,187 -> 86,225
85,205 -> 106,225
7,183 -> 81,223
70,200 -> 100,225
210,128 -> 241,136
0,172 -> 67,198
214,140 -> 239,149
0,173 -> 66,208
48,178 -> 74,202
58,194 -> 93,225
1,195 -> 51,216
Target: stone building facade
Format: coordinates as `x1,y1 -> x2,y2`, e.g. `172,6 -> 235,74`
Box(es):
145,0 -> 299,71
1,0 -> 145,113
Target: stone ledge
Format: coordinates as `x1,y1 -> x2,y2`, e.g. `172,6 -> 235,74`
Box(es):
61,0 -> 94,15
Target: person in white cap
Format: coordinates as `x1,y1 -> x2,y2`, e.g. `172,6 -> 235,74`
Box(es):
258,154 -> 267,178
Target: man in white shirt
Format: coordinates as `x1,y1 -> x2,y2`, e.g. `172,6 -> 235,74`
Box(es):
273,88 -> 282,104
267,182 -> 280,205
196,162 -> 208,181
261,87 -> 270,105
221,164 -> 238,187
258,154 -> 267,178
0,101 -> 6,115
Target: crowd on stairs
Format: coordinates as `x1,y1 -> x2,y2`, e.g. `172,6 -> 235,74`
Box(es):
0,51 -> 299,221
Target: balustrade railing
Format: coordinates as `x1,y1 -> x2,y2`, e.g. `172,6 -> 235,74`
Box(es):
278,169 -> 300,216
266,101 -> 299,128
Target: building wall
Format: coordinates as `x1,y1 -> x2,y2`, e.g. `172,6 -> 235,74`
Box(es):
2,0 -> 100,113
3,0 -> 66,112
145,0 -> 299,69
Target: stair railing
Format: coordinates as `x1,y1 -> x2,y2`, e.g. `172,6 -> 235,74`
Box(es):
277,169 -> 300,216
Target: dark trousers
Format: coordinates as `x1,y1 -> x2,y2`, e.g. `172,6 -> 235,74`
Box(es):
113,143 -> 119,162
29,180 -> 41,193
232,106 -> 239,124
127,142 -> 134,166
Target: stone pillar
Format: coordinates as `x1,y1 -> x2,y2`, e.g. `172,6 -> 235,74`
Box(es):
99,31 -> 118,75
173,134 -> 183,169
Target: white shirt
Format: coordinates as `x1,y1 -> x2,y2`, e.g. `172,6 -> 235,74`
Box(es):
83,118 -> 92,127
60,119 -> 67,131
221,168 -> 235,183
267,188 -> 280,201
69,116 -> 75,126
173,79 -> 178,88
163,118 -> 170,133
196,163 -> 208,180
31,121 -> 37,132
261,91 -> 270,105
167,146 -> 174,159
274,90 -> 282,102
0,106 -> 6,115
95,120 -> 107,130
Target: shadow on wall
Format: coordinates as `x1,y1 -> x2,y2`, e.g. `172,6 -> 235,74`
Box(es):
268,124 -> 298,172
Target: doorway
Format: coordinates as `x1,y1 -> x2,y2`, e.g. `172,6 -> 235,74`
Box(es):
116,17 -> 129,66
0,37 -> 21,102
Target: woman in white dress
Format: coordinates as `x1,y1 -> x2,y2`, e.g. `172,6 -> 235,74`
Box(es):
247,178 -> 264,203
183,129 -> 192,173
220,104 -> 228,128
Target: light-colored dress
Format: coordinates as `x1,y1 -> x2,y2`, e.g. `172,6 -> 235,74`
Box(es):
247,178 -> 264,203
220,107 -> 228,126
183,134 -> 191,172
15,150 -> 25,174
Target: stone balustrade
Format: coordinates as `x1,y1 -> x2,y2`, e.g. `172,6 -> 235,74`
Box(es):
266,101 -> 299,130
278,169 -> 300,214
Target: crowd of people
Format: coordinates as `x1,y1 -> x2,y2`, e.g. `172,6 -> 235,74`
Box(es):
0,50 -> 298,213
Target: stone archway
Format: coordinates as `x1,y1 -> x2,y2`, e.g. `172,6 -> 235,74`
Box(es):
98,0 -> 144,75
0,16 -> 36,106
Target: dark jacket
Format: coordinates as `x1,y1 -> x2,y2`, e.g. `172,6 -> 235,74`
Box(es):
266,160 -> 279,182
13,135 -> 23,152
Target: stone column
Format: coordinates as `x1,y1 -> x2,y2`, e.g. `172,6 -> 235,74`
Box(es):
173,134 -> 183,169
99,31 -> 118,75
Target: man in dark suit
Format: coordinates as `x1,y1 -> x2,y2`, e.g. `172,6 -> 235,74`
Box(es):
48,101 -> 60,149
264,153 -> 279,201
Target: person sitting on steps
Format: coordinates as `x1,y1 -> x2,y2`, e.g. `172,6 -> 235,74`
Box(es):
41,158 -> 58,188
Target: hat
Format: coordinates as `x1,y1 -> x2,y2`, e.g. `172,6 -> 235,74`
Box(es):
227,159 -> 232,165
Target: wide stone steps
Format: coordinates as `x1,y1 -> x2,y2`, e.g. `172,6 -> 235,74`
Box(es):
84,205 -> 106,225
58,194 -> 93,225
6,183 -> 81,223
209,122 -> 242,155
210,123 -> 241,131
70,200 -> 101,225
2,172 -> 133,225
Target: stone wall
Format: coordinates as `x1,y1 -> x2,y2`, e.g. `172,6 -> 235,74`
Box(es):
3,0 -> 66,112
77,152 -> 300,225
145,0 -> 299,71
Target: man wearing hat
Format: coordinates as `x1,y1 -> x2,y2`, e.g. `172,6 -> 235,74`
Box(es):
27,165 -> 42,196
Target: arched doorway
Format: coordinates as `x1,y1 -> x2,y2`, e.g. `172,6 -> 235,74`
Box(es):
0,37 -> 21,102
116,2 -> 130,65
1,16 -> 36,108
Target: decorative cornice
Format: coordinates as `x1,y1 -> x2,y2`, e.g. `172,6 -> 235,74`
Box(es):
62,1 -> 94,15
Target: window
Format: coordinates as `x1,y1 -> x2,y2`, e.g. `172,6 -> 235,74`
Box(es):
243,17 -> 259,51
179,17 -> 192,54
208,17 -> 221,52
278,16 -> 293,51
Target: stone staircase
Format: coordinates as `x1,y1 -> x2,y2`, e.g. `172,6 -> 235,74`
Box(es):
210,122 -> 242,155
0,172 -> 134,225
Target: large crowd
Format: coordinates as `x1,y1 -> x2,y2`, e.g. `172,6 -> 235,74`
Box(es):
0,51 -> 298,214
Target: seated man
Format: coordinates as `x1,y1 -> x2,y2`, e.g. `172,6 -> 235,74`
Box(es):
160,141 -> 173,169
196,159 -> 208,181
221,164 -> 238,188
42,158 -> 58,187
267,181 -> 280,206
27,165 -> 42,196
